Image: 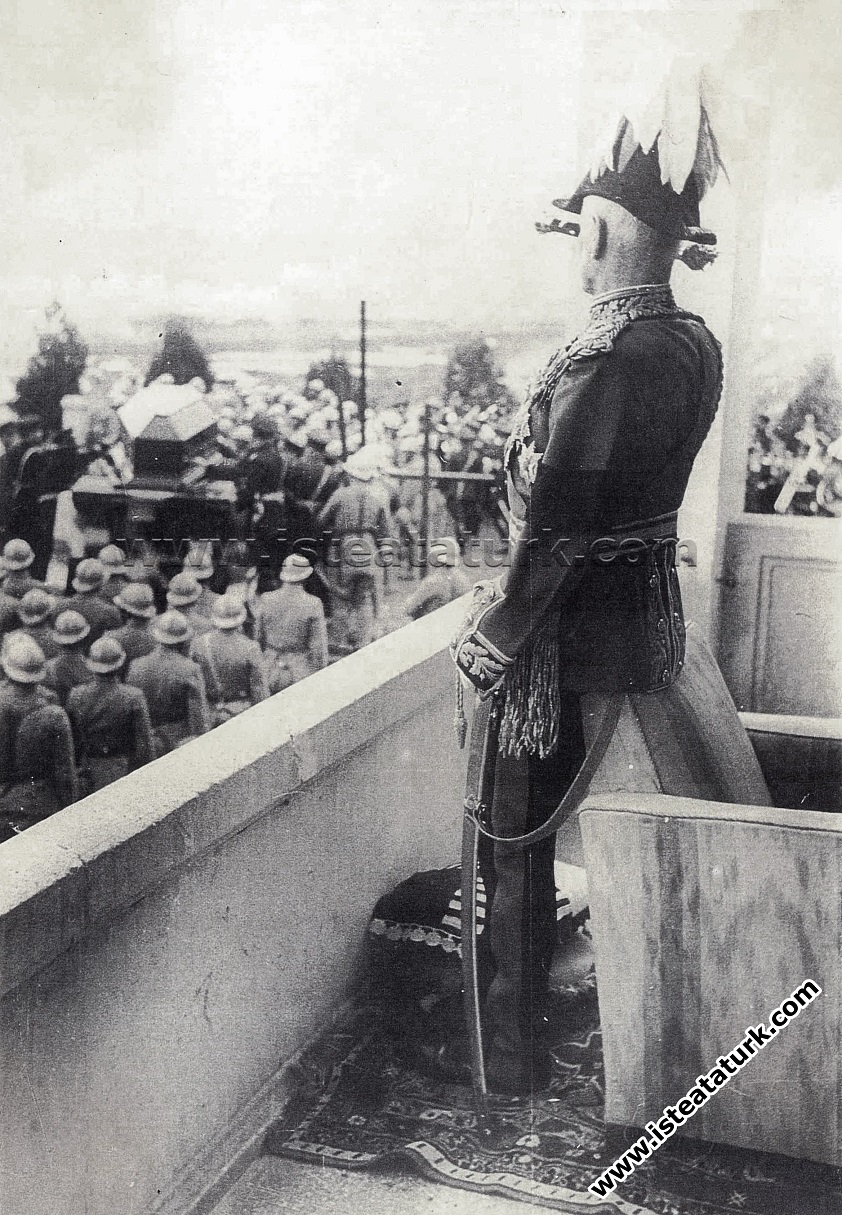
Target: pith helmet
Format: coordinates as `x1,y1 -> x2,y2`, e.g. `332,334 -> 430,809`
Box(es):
280,554 -> 313,583
85,636 -> 126,674
182,545 -> 214,581
53,610 -> 91,646
211,593 -> 248,630
1,633 -> 47,683
167,572 -> 202,607
18,589 -> 53,626
113,581 -> 156,619
151,610 -> 192,646
2,538 -> 35,572
72,558 -> 106,593
98,545 -> 127,573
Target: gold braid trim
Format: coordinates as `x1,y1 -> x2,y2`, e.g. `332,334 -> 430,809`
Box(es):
498,608 -> 562,759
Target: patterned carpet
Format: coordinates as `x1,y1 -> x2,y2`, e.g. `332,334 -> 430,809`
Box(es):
265,974 -> 841,1215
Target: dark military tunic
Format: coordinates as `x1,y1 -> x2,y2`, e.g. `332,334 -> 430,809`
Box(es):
126,648 -> 211,755
452,283 -> 723,1092
0,683 -> 79,830
62,591 -> 122,645
190,629 -> 268,723
67,679 -> 155,792
46,650 -> 94,707
103,620 -> 157,667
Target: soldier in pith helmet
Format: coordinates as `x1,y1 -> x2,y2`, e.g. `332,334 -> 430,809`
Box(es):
191,592 -> 268,725
14,589 -> 61,659
1,538 -> 43,600
64,558 -> 122,643
107,581 -> 158,667
67,637 -> 155,793
126,610 -> 212,755
46,610 -> 93,706
0,634 -> 79,836
166,572 -> 214,638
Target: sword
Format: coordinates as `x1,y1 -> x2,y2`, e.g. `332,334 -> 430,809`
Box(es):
459,690 -> 623,1130
460,692 -> 502,1135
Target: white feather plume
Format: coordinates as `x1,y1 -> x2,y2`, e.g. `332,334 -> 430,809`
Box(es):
588,58 -> 728,199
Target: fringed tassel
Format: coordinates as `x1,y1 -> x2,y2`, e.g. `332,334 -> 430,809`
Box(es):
498,613 -> 562,759
454,670 -> 468,749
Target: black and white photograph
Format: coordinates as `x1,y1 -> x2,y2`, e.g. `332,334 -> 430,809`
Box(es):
0,1 -> 840,1213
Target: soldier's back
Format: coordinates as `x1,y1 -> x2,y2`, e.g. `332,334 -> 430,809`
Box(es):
63,592 -> 122,643
127,650 -> 200,726
105,622 -> 157,665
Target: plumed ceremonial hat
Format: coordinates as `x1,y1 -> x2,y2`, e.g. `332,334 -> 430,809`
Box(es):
540,62 -> 726,253
85,636 -> 127,674
1,633 -> 47,683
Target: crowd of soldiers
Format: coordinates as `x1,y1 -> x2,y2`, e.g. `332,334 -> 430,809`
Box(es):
0,535 -> 330,838
0,372 -> 511,838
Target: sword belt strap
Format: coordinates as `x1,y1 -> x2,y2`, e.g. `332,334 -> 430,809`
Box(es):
466,693 -> 624,847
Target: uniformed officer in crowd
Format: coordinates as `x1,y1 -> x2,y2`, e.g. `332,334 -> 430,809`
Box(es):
166,572 -> 214,637
0,633 -> 79,838
14,589 -> 61,659
64,558 -> 122,643
126,610 -> 211,755
317,447 -> 395,650
190,592 -> 268,724
67,637 -> 156,793
97,544 -> 130,603
1,538 -> 44,600
181,545 -> 220,618
253,554 -> 328,692
106,582 -> 158,665
46,611 -> 93,706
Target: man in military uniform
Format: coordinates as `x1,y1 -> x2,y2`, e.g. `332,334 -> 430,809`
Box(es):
64,558 -> 122,643
451,94 -> 727,1094
190,592 -> 268,725
107,582 -> 158,665
166,572 -> 214,638
97,544 -> 130,604
181,545 -> 220,618
14,589 -> 61,659
253,555 -> 328,692
1,539 -> 44,601
46,611 -> 94,706
0,634 -> 79,838
67,637 -> 155,792
126,610 -> 211,755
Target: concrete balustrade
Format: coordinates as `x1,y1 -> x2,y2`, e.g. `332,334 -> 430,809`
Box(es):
0,598 -> 471,1215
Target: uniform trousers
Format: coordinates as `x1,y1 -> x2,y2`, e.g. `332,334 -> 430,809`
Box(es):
476,693 -> 585,1090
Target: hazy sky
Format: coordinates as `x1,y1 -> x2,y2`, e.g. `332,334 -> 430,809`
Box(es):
0,0 -> 838,373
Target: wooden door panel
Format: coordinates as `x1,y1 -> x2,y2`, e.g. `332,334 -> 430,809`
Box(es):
717,518 -> 842,715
